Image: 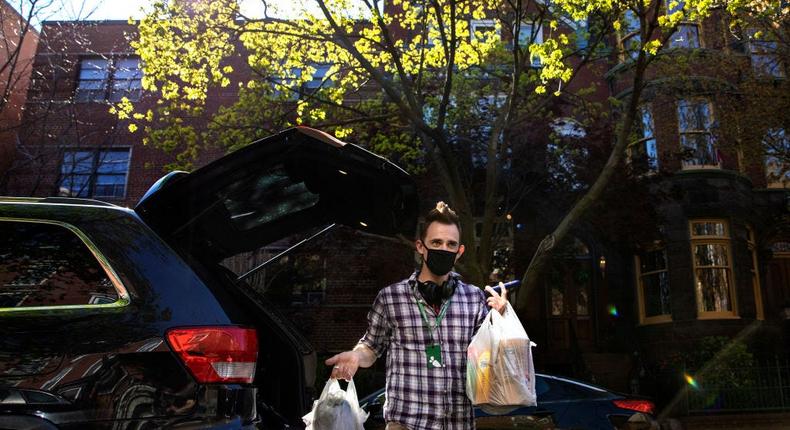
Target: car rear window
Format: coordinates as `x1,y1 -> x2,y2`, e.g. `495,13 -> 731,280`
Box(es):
0,220 -> 120,309
223,164 -> 320,231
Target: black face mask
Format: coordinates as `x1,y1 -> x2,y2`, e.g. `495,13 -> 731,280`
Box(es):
421,243 -> 458,277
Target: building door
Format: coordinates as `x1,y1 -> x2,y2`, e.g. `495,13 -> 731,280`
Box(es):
766,241 -> 790,315
545,238 -> 595,352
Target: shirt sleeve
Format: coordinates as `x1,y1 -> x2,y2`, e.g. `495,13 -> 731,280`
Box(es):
473,287 -> 490,335
358,288 -> 392,358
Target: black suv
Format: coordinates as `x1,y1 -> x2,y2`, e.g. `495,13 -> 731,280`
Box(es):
0,127 -> 417,429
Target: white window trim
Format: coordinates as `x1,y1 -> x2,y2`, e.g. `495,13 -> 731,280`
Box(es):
470,19 -> 499,42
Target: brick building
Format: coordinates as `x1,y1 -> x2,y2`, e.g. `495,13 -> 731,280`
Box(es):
2,4 -> 789,411
0,0 -> 39,188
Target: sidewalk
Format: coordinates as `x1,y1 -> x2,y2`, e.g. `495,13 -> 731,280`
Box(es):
661,412 -> 790,429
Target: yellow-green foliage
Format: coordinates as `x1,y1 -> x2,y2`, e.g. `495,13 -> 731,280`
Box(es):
122,0 -> 716,167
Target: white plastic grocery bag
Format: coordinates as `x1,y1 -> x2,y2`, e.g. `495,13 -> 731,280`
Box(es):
303,377 -> 368,430
466,302 -> 537,414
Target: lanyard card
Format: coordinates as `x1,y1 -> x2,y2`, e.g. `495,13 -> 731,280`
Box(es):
426,343 -> 444,368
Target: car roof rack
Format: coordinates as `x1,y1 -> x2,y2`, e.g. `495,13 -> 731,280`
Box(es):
38,197 -> 118,207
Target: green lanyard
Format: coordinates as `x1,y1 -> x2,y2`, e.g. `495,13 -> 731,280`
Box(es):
415,297 -> 452,344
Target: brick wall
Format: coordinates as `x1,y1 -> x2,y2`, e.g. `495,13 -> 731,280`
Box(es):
0,0 -> 39,188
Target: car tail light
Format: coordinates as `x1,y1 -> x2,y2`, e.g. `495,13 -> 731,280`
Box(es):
166,326 -> 258,384
613,399 -> 655,415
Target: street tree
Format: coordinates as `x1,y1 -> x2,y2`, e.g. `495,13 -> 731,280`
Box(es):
122,0 -> 762,312
122,0 -> 613,288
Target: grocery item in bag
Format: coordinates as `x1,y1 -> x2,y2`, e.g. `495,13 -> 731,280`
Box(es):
466,302 -> 536,414
303,378 -> 368,430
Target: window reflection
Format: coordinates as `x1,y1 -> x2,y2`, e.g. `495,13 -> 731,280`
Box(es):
690,220 -> 734,315
0,221 -> 118,308
551,287 -> 564,316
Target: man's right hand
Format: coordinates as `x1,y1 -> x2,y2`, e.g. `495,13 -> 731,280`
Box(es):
325,344 -> 376,380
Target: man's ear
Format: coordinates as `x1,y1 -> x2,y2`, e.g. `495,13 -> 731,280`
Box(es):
456,244 -> 465,260
415,239 -> 425,254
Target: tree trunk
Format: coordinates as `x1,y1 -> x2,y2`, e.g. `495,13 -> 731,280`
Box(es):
515,56 -> 649,313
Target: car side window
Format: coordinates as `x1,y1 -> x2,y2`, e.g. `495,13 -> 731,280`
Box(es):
539,377 -> 611,401
0,220 -> 119,308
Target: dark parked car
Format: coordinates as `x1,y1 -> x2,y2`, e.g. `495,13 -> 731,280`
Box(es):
359,373 -> 658,430
0,127 -> 418,429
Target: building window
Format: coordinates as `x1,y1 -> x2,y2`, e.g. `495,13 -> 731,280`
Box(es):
678,99 -> 718,168
690,220 -> 736,318
551,117 -> 587,139
575,19 -> 589,50
670,23 -> 700,48
303,63 -> 332,91
749,35 -> 785,78
59,148 -> 130,199
470,19 -> 499,42
471,94 -> 508,169
636,247 -> 672,324
666,0 -> 700,48
516,22 -> 543,67
764,128 -> 790,188
271,67 -> 301,100
620,10 -> 641,62
747,226 -> 765,320
628,105 -> 659,172
75,56 -> 142,103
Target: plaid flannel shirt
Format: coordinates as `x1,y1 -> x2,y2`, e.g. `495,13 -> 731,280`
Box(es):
358,271 -> 490,430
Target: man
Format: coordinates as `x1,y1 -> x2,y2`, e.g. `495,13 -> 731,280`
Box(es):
326,201 -> 508,430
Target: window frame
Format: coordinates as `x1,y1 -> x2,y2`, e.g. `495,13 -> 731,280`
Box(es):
75,55 -> 143,103
0,218 -> 130,315
303,63 -> 333,91
747,226 -> 765,320
677,98 -> 720,169
627,105 -> 659,172
75,57 -> 111,102
635,246 -> 672,325
515,21 -> 543,67
689,219 -> 738,319
748,30 -> 785,78
764,128 -> 790,188
59,147 -> 132,200
665,0 -> 701,49
470,19 -> 499,42
620,9 -> 642,62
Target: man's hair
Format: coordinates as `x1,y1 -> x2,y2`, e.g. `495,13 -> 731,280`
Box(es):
419,201 -> 462,240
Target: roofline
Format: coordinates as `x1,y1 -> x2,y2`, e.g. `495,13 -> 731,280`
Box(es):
40,19 -> 137,26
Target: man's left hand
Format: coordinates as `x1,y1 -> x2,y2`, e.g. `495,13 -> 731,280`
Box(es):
484,283 -> 508,315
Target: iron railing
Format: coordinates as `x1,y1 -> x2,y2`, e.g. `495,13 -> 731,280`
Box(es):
684,359 -> 790,413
